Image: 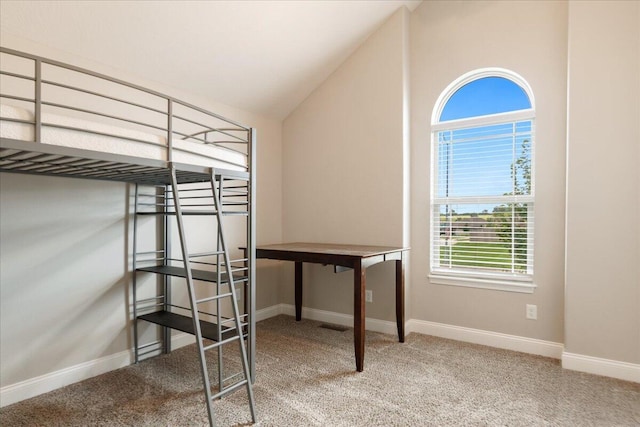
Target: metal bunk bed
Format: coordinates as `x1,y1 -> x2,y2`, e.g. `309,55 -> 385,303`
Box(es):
0,47 -> 257,426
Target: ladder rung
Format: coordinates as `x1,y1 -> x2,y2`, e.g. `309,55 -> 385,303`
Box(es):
203,334 -> 241,351
210,379 -> 249,401
220,317 -> 248,328
223,372 -> 244,384
216,325 -> 247,337
136,210 -> 247,216
189,250 -> 224,258
137,210 -> 219,216
196,292 -> 233,304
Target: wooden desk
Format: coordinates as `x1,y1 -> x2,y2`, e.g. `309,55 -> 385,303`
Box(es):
256,242 -> 408,372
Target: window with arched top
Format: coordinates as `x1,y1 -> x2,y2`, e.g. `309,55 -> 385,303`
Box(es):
430,69 -> 535,293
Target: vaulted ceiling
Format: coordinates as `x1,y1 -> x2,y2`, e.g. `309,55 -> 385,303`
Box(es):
0,0 -> 421,119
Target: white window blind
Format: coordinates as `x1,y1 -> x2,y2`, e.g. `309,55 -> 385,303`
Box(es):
431,116 -> 534,284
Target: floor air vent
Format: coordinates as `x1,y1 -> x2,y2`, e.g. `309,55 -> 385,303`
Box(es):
319,323 -> 349,332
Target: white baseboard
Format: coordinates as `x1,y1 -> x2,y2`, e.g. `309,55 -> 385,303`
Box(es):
406,318 -> 564,359
0,304 -> 291,408
277,303 -> 399,335
256,303 -> 284,322
562,352 -> 640,383
4,306 -> 635,408
267,305 -> 563,360
0,349 -> 132,408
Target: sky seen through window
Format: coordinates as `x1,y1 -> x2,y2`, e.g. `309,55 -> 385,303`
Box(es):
436,77 -> 532,214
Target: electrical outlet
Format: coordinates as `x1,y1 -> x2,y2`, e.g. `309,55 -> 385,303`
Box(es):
365,290 -> 373,303
235,288 -> 242,302
526,304 -> 537,320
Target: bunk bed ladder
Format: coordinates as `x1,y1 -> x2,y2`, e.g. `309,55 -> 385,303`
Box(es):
168,164 -> 256,427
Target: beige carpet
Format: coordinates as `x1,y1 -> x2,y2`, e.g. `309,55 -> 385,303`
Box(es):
1,315 -> 639,426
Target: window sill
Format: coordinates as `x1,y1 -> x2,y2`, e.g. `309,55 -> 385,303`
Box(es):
428,274 -> 536,294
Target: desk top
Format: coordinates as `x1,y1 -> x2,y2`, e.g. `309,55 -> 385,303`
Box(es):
256,242 -> 408,259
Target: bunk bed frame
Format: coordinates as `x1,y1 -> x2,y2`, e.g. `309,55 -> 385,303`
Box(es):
0,47 -> 257,426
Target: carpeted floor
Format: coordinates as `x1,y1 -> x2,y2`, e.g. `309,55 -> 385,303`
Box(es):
1,315 -> 639,426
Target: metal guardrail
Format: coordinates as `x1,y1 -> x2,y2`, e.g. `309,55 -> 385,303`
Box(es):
0,47 -> 250,171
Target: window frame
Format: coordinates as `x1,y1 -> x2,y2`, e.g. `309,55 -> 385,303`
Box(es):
429,68 -> 537,294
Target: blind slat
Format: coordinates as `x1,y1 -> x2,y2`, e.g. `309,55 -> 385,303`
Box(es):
432,117 -> 534,279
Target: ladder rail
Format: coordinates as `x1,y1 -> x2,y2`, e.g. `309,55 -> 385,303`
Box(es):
216,226 -> 224,398
247,128 -> 257,383
210,171 -> 257,421
133,183 -> 140,363
169,165 -> 216,427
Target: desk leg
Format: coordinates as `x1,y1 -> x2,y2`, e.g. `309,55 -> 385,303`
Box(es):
295,261 -> 302,321
396,255 -> 405,343
354,261 -> 365,372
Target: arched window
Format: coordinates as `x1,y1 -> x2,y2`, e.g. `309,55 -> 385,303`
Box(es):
430,69 -> 535,292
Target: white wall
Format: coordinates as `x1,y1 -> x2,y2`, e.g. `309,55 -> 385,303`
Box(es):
0,33 -> 283,402
0,174 -> 129,387
281,8 -> 410,322
409,1 -> 568,343
565,1 -> 640,367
